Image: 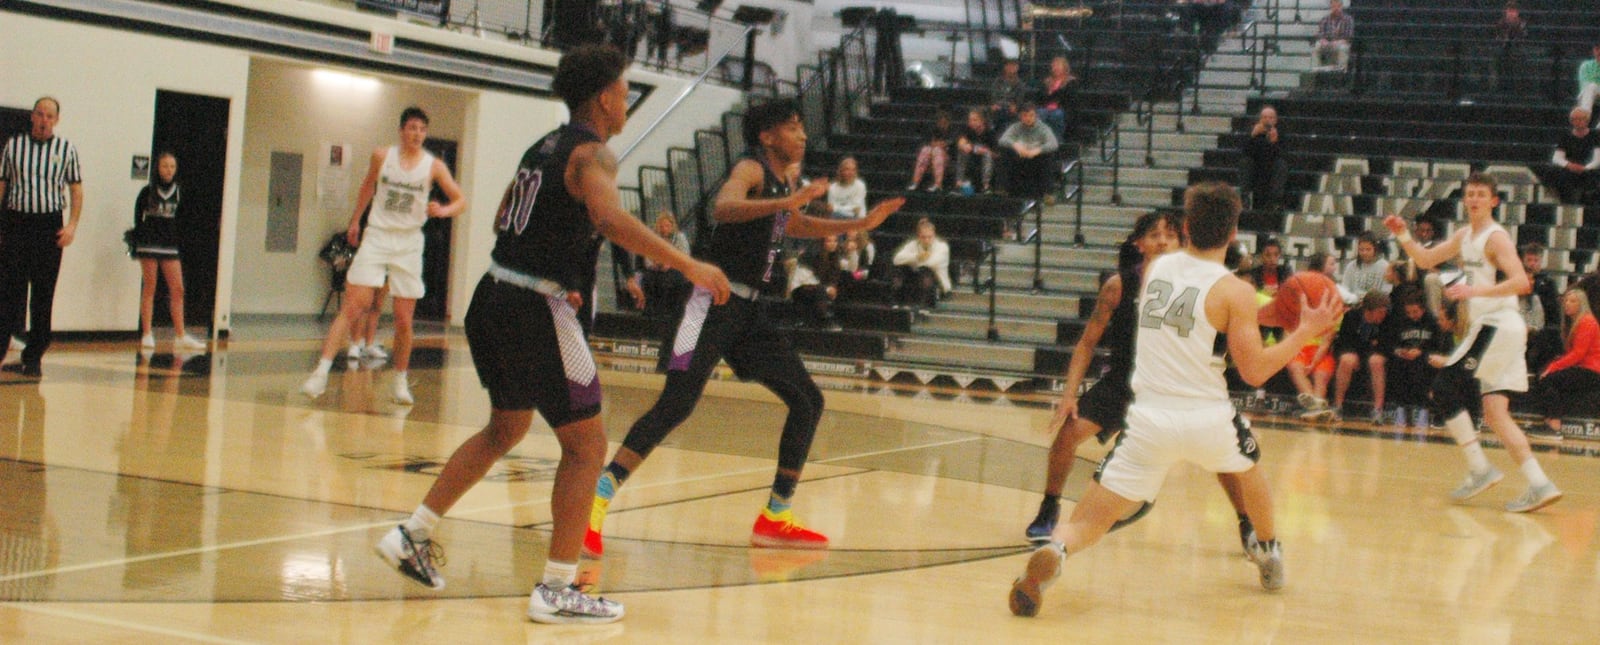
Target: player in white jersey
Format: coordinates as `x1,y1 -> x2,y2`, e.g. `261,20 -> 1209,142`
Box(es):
1384,173 -> 1562,513
1009,183 -> 1342,617
302,107 -> 466,404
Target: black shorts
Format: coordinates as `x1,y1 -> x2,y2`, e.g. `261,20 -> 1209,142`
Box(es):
657,288 -> 797,381
1078,371 -> 1132,443
463,275 -> 601,426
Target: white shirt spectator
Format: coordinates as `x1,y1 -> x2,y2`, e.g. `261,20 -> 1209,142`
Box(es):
828,178 -> 867,219
893,235 -> 951,293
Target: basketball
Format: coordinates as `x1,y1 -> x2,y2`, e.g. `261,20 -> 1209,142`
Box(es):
1261,271 -> 1338,329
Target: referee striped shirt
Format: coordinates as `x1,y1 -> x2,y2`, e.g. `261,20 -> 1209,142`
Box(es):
1,134 -> 81,214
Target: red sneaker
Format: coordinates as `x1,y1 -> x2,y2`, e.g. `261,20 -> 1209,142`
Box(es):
750,509 -> 829,549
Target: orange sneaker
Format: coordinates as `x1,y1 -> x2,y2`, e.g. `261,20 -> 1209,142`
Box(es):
750,508 -> 829,549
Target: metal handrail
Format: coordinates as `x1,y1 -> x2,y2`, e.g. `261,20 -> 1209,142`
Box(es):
617,23 -> 756,162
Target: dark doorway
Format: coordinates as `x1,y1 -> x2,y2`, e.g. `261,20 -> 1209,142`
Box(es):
150,90 -> 229,334
0,107 -> 27,141
418,138 -> 456,321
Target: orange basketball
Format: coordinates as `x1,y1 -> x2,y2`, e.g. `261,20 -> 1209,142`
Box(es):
1262,271 -> 1338,329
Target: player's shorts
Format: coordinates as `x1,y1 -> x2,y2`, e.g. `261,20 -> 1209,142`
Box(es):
463,271 -> 600,425
1078,370 -> 1132,443
1095,398 -> 1259,503
1291,344 -> 1335,375
657,285 -> 797,380
1444,309 -> 1528,394
346,227 -> 424,299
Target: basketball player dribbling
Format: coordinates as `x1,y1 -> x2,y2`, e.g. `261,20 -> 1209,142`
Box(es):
1010,182 -> 1342,617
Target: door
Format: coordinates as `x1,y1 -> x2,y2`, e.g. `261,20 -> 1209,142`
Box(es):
151,91 -> 230,333
417,138 -> 456,321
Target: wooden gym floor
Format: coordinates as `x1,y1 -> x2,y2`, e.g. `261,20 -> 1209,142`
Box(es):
0,336 -> 1596,643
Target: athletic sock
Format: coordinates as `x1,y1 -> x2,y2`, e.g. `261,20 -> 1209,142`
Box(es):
1444,412 -> 1491,473
402,505 -> 441,542
766,473 -> 798,514
542,559 -> 578,589
313,358 -> 334,376
596,463 -> 631,501
1519,457 -> 1552,489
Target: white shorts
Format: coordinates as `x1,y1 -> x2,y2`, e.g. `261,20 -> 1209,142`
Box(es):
1096,400 -> 1258,503
346,227 -> 425,299
1445,309 -> 1528,394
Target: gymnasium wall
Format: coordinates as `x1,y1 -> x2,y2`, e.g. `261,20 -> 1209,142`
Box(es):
0,13 -> 251,334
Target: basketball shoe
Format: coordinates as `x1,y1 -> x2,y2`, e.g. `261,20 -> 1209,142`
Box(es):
1450,467 -> 1504,502
750,508 -> 828,549
374,525 -> 446,590
1237,515 -> 1256,555
1024,498 -> 1058,544
527,583 -> 624,624
1009,541 -> 1064,617
1505,482 -> 1563,513
301,371 -> 329,398
391,377 -> 414,405
1245,535 -> 1285,591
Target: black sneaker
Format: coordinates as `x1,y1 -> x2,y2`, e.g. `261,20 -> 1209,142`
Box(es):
1238,515 -> 1255,555
1024,498 -> 1059,544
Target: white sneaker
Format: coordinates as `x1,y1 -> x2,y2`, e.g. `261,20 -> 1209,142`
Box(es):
1009,541 -> 1065,617
140,334 -> 156,348
1505,482 -> 1563,513
363,344 -> 389,360
374,525 -> 446,590
1246,536 -> 1286,591
527,582 -> 624,624
347,344 -> 363,359
1450,467 -> 1504,502
391,377 -> 414,405
301,371 -> 329,398
176,334 -> 206,350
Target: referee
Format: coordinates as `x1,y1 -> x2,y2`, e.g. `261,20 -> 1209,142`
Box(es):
0,97 -> 83,376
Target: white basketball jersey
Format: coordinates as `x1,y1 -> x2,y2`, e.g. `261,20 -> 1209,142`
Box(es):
1131,252 -> 1232,404
1459,223 -> 1517,320
369,145 -> 434,231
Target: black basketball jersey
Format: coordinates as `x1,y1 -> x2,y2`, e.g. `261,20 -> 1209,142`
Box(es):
700,154 -> 791,291
1101,263 -> 1142,379
490,124 -> 603,293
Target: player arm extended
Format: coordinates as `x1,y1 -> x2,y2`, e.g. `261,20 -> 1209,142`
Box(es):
1384,214 -> 1459,270
786,196 -> 906,239
571,143 -> 729,303
1059,275 -> 1120,400
1219,277 -> 1342,386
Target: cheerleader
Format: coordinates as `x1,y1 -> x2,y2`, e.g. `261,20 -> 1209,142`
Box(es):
132,152 -> 204,350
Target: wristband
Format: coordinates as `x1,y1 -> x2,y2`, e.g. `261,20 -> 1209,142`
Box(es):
1396,231 -> 1413,244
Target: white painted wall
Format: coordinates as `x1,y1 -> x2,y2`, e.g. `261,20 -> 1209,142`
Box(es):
0,13 -> 250,334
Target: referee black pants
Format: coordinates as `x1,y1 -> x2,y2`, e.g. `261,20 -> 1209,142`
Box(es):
0,211 -> 64,367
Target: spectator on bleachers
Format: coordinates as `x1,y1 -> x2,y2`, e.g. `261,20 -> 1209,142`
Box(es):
1492,1 -> 1527,93
787,234 -> 845,330
989,59 -> 1032,133
1332,291 -> 1392,423
1576,44 -> 1600,114
907,109 -> 953,192
1241,106 -> 1287,213
637,211 -> 692,319
1530,108 -> 1599,205
1384,286 -> 1450,429
1249,237 -> 1291,296
1341,231 -> 1392,302
846,229 -> 876,279
891,217 -> 951,310
955,109 -> 999,194
828,156 -> 867,219
1525,287 -> 1600,439
1521,243 -> 1564,373
1036,56 -> 1079,145
997,102 -> 1060,199
1289,250 -> 1342,420
1313,0 -> 1354,73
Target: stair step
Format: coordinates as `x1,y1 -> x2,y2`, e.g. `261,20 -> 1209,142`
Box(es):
915,312 -> 1059,345
885,337 -> 1036,373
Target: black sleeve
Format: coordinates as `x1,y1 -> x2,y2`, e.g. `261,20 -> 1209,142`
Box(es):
132,186 -> 149,227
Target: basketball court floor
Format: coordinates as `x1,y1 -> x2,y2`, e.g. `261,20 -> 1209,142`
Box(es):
1,335 -> 1597,643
